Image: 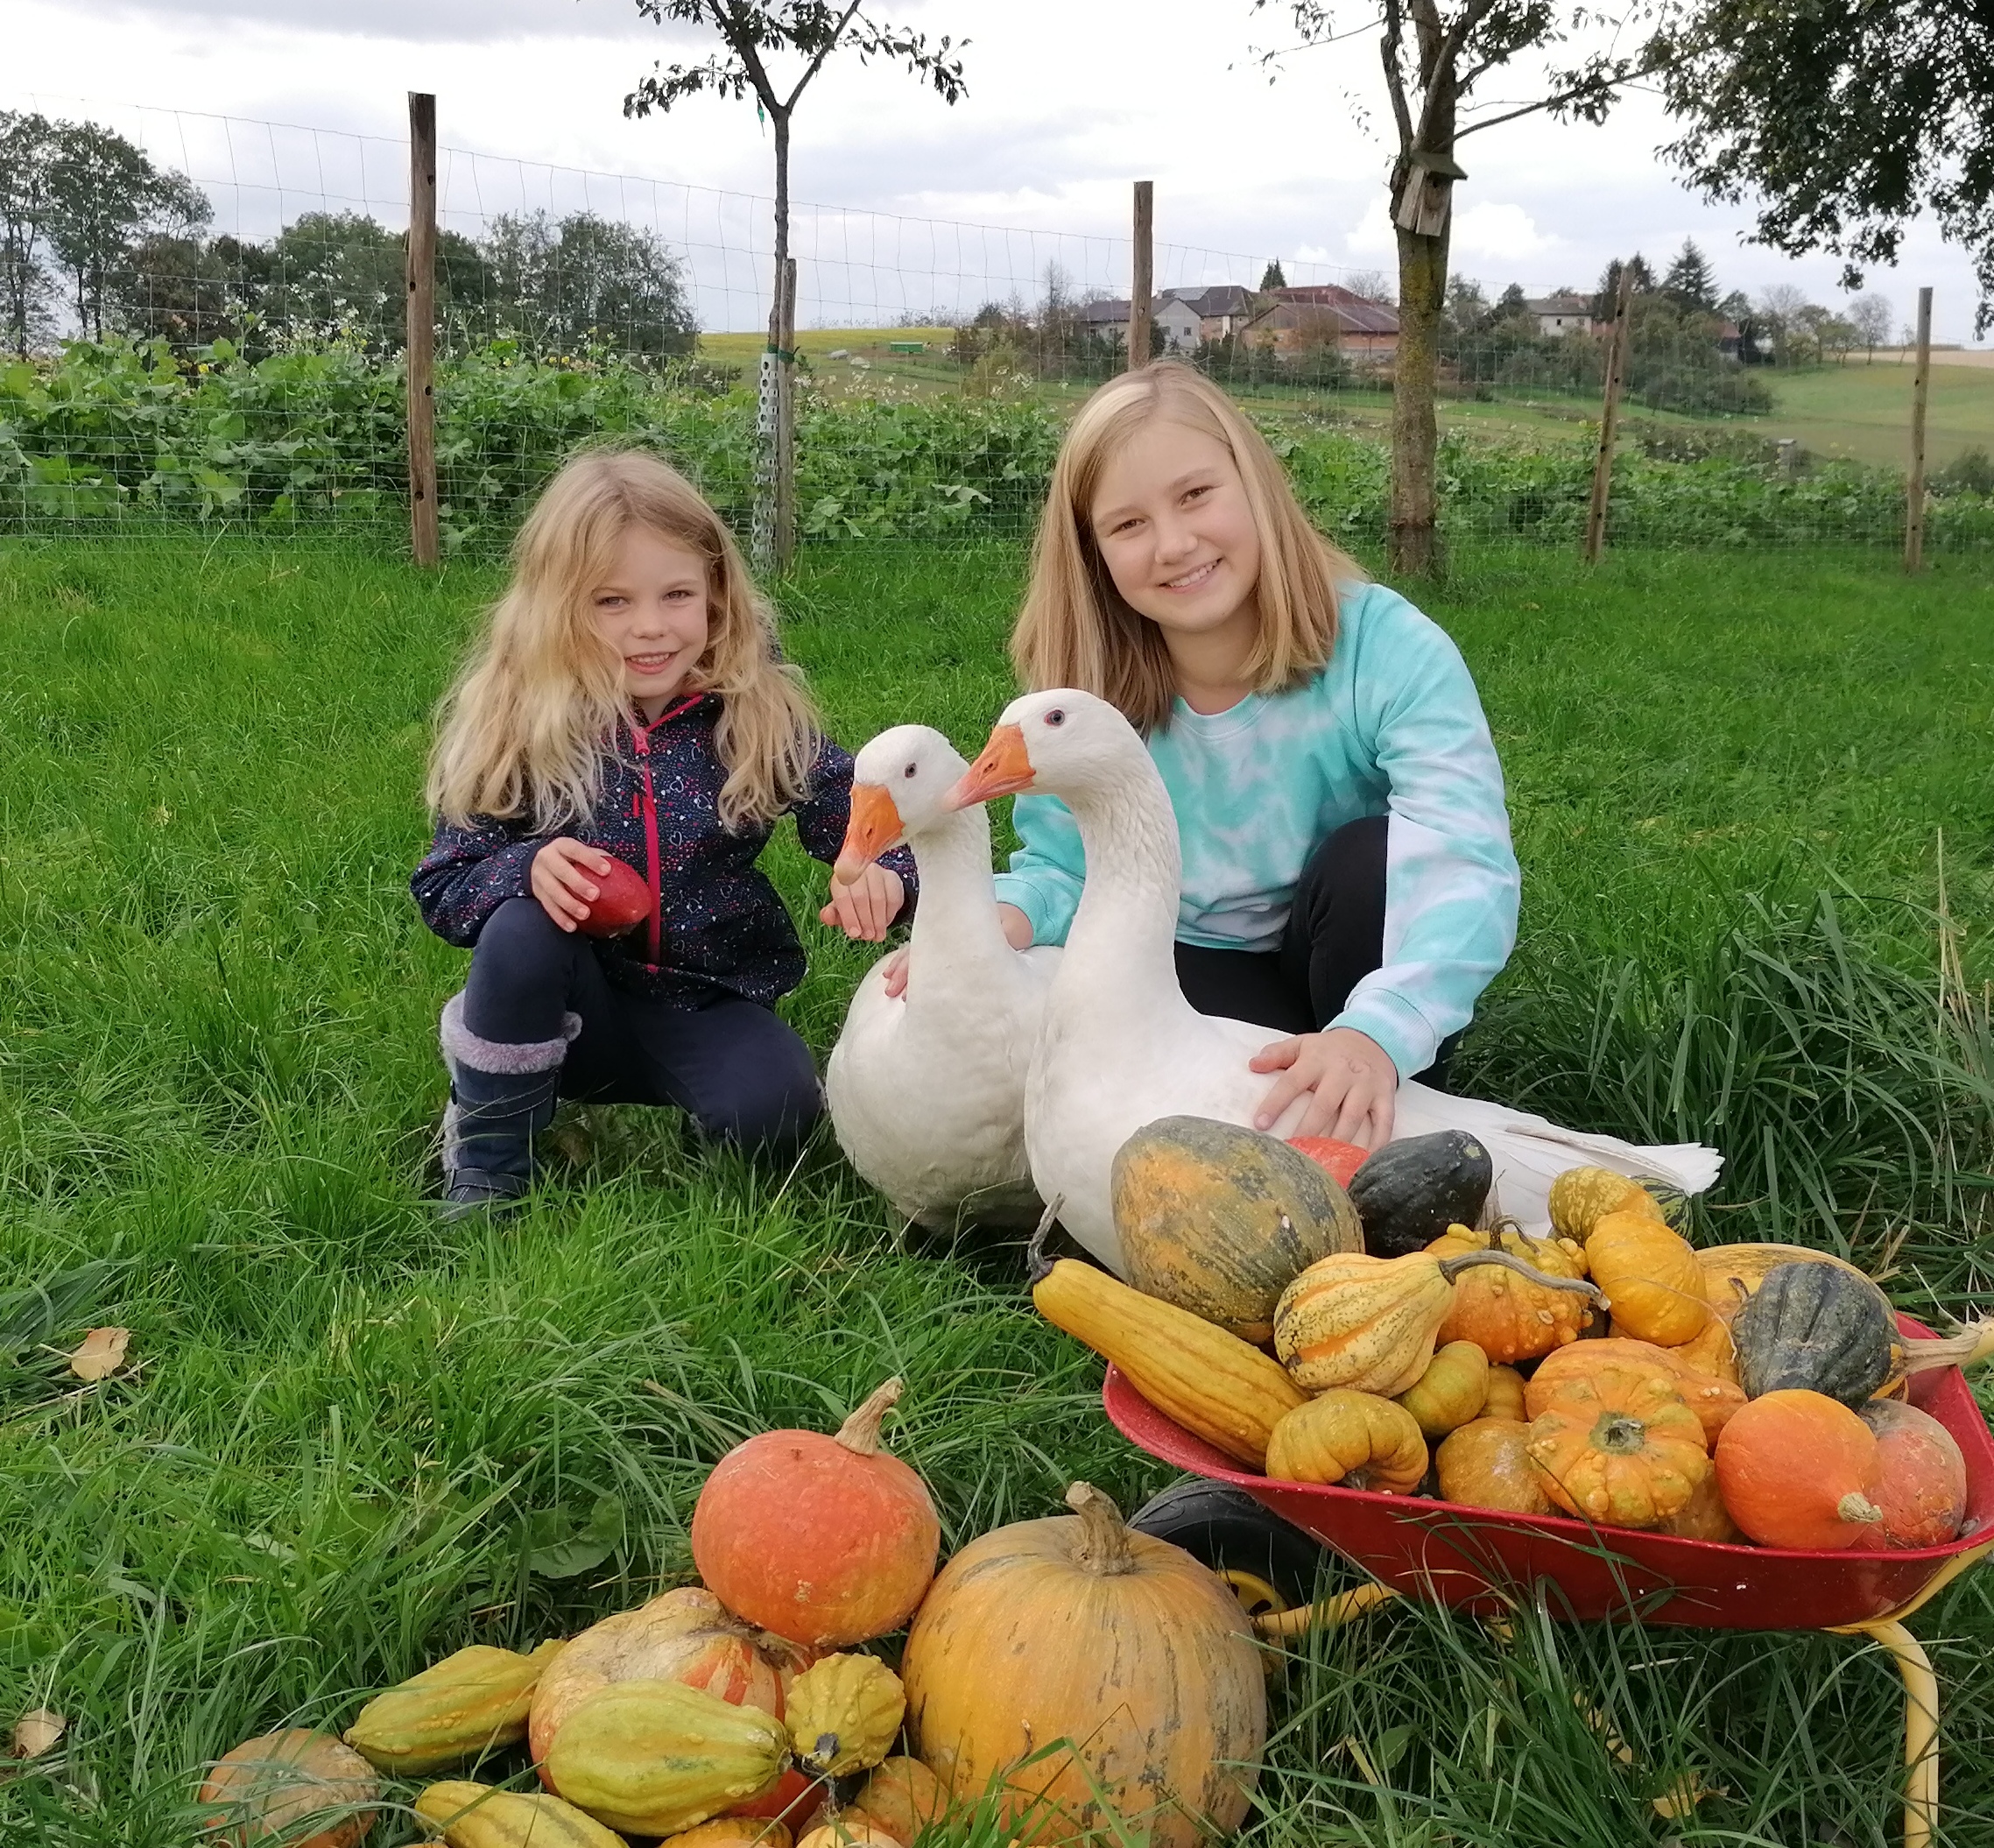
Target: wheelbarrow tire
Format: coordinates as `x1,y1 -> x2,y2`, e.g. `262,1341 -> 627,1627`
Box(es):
1127,1478 -> 1327,1611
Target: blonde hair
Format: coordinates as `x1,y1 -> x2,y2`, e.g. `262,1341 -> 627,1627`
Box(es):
427,448 -> 821,833
1011,361 -> 1363,731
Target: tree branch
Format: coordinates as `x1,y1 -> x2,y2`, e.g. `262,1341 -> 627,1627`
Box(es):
1378,0 -> 1415,152
783,0 -> 865,108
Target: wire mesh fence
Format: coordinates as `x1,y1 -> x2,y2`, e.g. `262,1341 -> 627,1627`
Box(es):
4,92 -> 1990,557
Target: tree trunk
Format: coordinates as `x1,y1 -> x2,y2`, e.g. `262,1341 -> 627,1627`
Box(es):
1389,214 -> 1449,579
771,108 -> 795,574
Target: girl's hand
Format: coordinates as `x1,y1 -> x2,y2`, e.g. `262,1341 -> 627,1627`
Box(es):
819,865 -> 905,943
1249,1026 -> 1399,1147
881,902 -> 1032,999
532,836 -> 615,933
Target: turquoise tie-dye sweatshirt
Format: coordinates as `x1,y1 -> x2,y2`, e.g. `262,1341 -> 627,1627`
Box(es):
991,580 -> 1520,1080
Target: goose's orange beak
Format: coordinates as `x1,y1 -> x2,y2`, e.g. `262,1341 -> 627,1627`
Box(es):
944,723 -> 1034,809
834,783 -> 904,886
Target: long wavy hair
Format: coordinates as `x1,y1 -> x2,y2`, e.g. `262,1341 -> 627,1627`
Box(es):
427,448 -> 821,833
1011,361 -> 1363,731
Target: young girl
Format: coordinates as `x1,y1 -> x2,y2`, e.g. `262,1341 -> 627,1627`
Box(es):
412,448 -> 911,1216
975,360 -> 1518,1151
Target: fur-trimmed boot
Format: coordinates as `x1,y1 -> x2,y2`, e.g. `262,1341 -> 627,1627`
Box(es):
437,992 -> 580,1219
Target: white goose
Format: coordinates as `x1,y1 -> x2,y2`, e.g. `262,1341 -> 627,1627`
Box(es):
826,724 -> 1060,1229
945,689 -> 1721,1273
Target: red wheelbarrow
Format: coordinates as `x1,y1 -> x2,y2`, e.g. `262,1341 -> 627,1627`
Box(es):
1109,1315 -> 1994,1848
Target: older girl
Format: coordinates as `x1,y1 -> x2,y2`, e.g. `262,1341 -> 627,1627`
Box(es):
413,448 -> 910,1216
982,361 -> 1518,1149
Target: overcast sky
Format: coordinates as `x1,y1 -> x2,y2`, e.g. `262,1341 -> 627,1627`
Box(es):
9,0 -> 1987,343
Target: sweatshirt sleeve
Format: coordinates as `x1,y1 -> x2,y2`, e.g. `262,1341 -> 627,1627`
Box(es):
1331,589 -> 1520,1078
410,816 -> 550,949
990,793 -> 1088,947
793,734 -> 919,899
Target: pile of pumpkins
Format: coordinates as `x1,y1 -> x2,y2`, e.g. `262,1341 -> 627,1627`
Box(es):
198,1382 -> 1267,1848
1036,1115 -> 1980,1552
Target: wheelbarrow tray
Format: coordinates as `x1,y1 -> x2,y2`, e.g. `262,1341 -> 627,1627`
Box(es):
1103,1315 -> 1994,1630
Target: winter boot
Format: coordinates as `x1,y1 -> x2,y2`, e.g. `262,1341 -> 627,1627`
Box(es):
437,992 -> 579,1220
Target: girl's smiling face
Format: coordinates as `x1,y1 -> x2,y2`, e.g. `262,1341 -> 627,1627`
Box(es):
1089,418 -> 1263,651
592,524 -> 712,716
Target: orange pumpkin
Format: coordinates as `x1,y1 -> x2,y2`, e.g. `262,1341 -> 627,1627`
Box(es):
1669,1313 -> 1739,1384
532,1587 -> 807,1766
1525,1362 -> 1709,1528
197,1731 -> 378,1848
1265,1390 -> 1428,1493
666,1825 -> 796,1848
728,1767 -> 824,1830
693,1379 -> 940,1648
1714,1391 -> 1885,1549
1482,1365 -> 1528,1422
1430,1226 -> 1593,1363
1434,1418 -> 1553,1515
1860,1400 -> 1968,1548
1586,1211 -> 1709,1346
901,1484 -> 1264,1848
1288,1135 -> 1369,1189
1525,1338 -> 1743,1444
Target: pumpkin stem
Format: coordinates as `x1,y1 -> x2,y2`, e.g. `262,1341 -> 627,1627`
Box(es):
1897,1323 -> 1994,1378
1066,1481 -> 1138,1576
835,1378 -> 903,1457
1838,1492 -> 1884,1525
1435,1248 -> 1607,1308
1024,1195 -> 1067,1287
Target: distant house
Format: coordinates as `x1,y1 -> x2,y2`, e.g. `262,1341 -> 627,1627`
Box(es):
1526,293 -> 1594,337
1716,320 -> 1744,359
1155,293 -> 1203,351
1246,285 -> 1399,361
1075,297 -> 1131,343
1156,284 -> 1258,347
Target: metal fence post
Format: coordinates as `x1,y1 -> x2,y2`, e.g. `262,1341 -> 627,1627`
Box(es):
405,92 -> 439,568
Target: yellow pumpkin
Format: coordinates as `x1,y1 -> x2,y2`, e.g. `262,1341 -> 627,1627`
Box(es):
1274,1247 -> 1603,1396
1265,1390 -> 1428,1493
1525,1337 -> 1743,1446
1696,1244 -> 1872,1323
1547,1167 -> 1662,1243
1655,1470 -> 1745,1544
1429,1225 -> 1593,1363
1482,1365 -> 1528,1422
1394,1340 -> 1490,1439
901,1484 -> 1264,1848
664,1826 -> 796,1848
1586,1211 -> 1709,1346
785,1655 -> 905,1778
1669,1313 -> 1739,1383
1525,1363 -> 1709,1528
1434,1418 -> 1554,1515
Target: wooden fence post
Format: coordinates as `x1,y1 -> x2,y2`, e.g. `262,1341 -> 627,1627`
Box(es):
1582,264 -> 1635,565
1129,181 -> 1153,370
405,92 -> 439,568
1906,286 -> 1933,573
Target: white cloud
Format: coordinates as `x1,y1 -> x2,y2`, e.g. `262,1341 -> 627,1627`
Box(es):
1450,201 -> 1556,263
1345,199 -> 1396,258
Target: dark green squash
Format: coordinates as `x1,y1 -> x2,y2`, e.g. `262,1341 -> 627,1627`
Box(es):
1731,1261 -> 1895,1407
1631,1174 -> 1694,1235
1114,1116 -> 1363,1344
1347,1131 -> 1494,1259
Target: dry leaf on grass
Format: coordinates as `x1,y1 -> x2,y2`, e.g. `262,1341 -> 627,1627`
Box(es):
11,1710 -> 66,1760
67,1327 -> 130,1382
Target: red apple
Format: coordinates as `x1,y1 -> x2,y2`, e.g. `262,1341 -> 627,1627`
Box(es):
576,854 -> 651,937
1288,1135 -> 1369,1189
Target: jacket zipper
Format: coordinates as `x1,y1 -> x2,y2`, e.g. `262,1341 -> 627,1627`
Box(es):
627,694 -> 702,968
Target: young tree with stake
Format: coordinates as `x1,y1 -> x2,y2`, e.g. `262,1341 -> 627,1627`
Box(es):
1251,1 -> 1657,577
624,3 -> 967,572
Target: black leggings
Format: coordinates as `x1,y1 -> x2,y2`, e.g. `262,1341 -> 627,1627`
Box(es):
1172,815 -> 1455,1083
463,898 -> 821,1151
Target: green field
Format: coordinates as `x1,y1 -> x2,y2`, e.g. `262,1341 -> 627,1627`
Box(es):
4,537 -> 1993,1845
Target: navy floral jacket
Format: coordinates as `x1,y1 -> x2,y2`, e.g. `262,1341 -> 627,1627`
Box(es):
411,693 -> 917,1009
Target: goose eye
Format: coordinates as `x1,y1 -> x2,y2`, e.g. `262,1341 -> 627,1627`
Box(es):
1045,708 -> 1066,727
902,762 -> 917,779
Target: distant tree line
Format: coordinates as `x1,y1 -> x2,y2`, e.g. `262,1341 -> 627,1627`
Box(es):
0,111 -> 698,363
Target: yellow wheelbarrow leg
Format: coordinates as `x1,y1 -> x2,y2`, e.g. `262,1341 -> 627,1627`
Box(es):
1253,1580 -> 1399,1639
1824,1541 -> 1993,1848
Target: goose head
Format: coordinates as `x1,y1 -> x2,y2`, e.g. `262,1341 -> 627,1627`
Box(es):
833,723 -> 972,886
946,688 -> 1146,810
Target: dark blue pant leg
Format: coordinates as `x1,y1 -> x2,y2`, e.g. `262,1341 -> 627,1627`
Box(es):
638,998 -> 823,1154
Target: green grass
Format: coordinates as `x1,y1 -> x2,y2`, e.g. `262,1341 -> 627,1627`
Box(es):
4,537 -> 1993,1846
